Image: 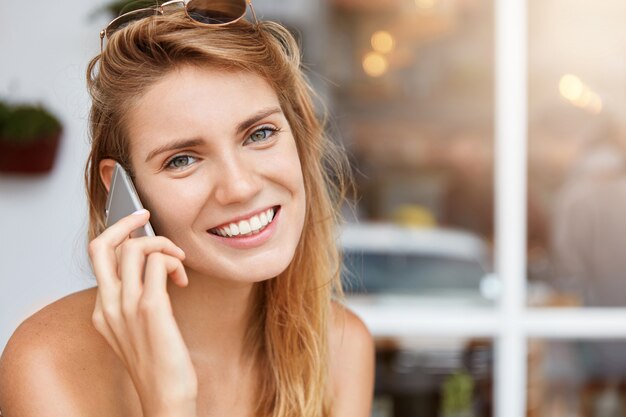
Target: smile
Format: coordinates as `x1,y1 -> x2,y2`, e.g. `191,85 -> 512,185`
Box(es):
209,206 -> 278,238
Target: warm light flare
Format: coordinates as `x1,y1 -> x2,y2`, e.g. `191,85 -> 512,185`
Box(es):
371,31 -> 395,54
559,74 -> 602,114
363,52 -> 388,77
415,0 -> 436,9
559,74 -> 584,101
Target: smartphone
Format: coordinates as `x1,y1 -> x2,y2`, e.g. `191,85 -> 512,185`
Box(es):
104,162 -> 156,238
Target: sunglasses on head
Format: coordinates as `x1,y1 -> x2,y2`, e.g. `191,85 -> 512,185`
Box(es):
100,0 -> 258,51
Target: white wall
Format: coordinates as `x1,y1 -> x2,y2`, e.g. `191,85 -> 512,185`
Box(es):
0,1 -> 108,350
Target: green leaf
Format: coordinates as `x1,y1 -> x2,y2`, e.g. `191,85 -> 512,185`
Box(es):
0,101 -> 62,144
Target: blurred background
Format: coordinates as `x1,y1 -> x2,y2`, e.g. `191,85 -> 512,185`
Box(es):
3,0 -> 626,416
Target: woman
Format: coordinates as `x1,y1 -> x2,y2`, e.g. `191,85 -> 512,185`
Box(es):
0,1 -> 374,416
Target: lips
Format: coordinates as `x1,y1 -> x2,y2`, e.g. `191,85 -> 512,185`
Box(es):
208,206 -> 280,238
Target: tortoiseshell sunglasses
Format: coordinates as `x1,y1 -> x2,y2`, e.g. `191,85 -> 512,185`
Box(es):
99,0 -> 258,51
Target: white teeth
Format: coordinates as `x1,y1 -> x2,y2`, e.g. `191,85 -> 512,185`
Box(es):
249,215 -> 262,231
211,206 -> 278,237
238,220 -> 252,234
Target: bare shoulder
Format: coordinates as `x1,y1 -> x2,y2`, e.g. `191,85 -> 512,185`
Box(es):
0,287 -> 124,417
328,301 -> 375,417
329,301 -> 373,349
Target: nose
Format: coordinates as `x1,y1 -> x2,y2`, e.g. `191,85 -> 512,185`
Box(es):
213,150 -> 262,206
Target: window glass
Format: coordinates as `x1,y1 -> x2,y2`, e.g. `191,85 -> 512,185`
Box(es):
325,0 -> 496,304
373,337 -> 493,417
528,339 -> 626,416
528,0 -> 626,307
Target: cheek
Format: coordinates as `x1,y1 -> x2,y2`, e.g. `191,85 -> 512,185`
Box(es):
281,143 -> 307,232
272,135 -> 304,183
267,139 -> 306,206
255,138 -> 306,238
135,179 -> 207,237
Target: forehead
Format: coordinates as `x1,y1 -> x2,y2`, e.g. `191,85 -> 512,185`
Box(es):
125,65 -> 282,152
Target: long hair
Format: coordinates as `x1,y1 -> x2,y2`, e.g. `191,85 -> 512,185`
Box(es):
85,12 -> 352,417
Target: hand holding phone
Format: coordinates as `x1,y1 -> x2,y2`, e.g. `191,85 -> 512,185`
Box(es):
90,163 -> 198,415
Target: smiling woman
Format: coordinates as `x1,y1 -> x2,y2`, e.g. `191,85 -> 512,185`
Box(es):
0,3 -> 374,417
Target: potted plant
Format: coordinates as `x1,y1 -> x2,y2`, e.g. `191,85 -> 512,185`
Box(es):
0,100 -> 63,174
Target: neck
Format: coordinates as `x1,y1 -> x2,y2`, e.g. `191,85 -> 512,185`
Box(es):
167,267 -> 262,367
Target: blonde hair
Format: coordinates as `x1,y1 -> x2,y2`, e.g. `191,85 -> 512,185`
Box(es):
85,13 -> 352,417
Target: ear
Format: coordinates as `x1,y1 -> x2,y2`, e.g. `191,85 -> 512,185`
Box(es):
99,159 -> 117,193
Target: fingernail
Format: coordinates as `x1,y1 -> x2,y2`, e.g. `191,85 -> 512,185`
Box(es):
133,209 -> 148,215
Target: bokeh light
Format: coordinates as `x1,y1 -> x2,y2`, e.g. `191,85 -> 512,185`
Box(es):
559,74 -> 584,102
371,30 -> 395,54
362,52 -> 388,77
559,74 -> 602,114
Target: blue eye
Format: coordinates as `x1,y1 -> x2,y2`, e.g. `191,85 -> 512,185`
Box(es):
247,126 -> 279,144
165,155 -> 197,170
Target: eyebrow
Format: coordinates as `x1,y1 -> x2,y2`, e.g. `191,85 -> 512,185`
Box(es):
144,107 -> 283,163
236,106 -> 283,134
145,138 -> 204,163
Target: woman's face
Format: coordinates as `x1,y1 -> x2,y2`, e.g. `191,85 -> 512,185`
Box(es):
120,65 -> 306,283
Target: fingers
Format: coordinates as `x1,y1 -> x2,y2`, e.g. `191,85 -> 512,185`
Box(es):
143,253 -> 188,305
92,253 -> 187,358
139,253 -> 188,345
103,209 -> 153,247
143,253 -> 189,299
88,209 -> 188,359
88,210 -> 152,299
118,236 -> 186,315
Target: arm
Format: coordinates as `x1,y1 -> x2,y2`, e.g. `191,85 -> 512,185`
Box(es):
330,305 -> 375,417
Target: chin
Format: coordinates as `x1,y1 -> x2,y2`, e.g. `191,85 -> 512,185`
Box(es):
186,250 -> 296,284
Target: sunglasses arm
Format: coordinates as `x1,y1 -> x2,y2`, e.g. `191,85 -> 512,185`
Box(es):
99,30 -> 106,53
247,0 -> 259,26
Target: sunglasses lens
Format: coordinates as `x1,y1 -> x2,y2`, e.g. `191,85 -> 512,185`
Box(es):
186,0 -> 247,24
106,8 -> 157,38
